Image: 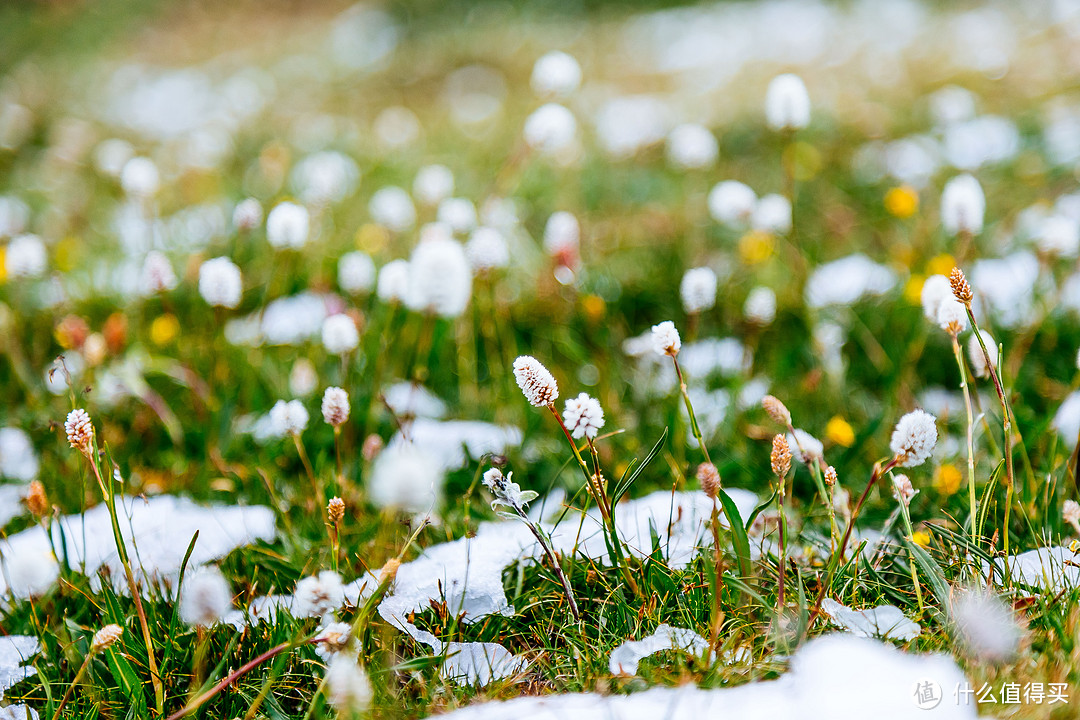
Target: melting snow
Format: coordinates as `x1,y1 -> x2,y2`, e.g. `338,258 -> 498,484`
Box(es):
821,599 -> 921,641
609,624 -> 708,675
0,636 -> 39,701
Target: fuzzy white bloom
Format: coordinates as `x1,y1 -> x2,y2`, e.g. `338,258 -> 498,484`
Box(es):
289,358 -> 318,398
744,286 -> 777,325
465,227 -> 510,271
198,257 -> 242,308
563,393 -> 605,440
368,441 -> 444,513
941,174 -> 985,235
120,157 -> 160,197
679,267 -> 718,314
140,251 -> 177,295
93,138 -> 134,177
707,181 -> 757,226
1036,214 -> 1080,257
891,473 -> 916,504
530,51 -> 582,98
232,198 -> 263,231
651,321 -> 681,357
665,124 -> 718,170
408,236 -> 472,317
513,355 -> 559,407
936,298 -> 969,333
293,570 -> 345,619
322,314 -> 359,355
889,409 -> 937,467
0,427 -> 38,481
951,589 -> 1021,663
5,549 -> 58,598
269,399 -> 309,437
765,74 -> 811,131
338,251 -> 376,295
180,566 -> 232,627
968,330 -> 998,379
413,165 -> 455,206
5,234 -> 46,279
324,655 -> 372,714
752,194 -> 793,234
369,186 -> 416,232
920,274 -> 952,321
437,197 -> 478,234
314,621 -> 354,660
374,106 -> 420,150
291,151 -> 359,205
523,103 -> 577,155
1064,499 -> 1080,527
266,201 -> 310,249
543,211 -> 580,256
376,259 -> 412,304
64,408 -> 94,451
787,429 -> 824,465
322,387 -> 350,427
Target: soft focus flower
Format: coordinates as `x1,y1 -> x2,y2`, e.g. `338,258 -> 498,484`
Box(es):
523,103 -> 577,155
368,441 -> 443,513
0,427 -> 38,481
407,235 -> 472,317
666,123 -> 718,169
314,621 -> 353,660
376,259 -> 412,304
563,393 -> 605,440
198,257 -> 242,308
825,416 -> 855,447
650,321 -> 681,357
65,409 -> 94,453
951,589 -> 1021,663
530,51 -> 582,98
180,566 -> 232,627
269,399 -> 309,437
696,462 -> 721,499
708,181 -> 756,226
324,655 -> 372,714
266,201 -> 310,249
1036,214 -> 1080,257
322,387 -> 350,427
744,286 -> 777,324
680,267 -> 718,314
465,227 -> 510,271
1064,500 -> 1080,534
544,211 -> 580,265
338,251 -> 376,295
293,570 -> 345,619
936,298 -> 969,335
889,409 -> 938,467
289,358 -> 318,398
884,186 -> 919,218
5,235 -> 46,278
322,314 -> 360,355
752,194 -> 792,234
513,355 -> 559,407
920,274 -> 951,321
369,186 -> 416,232
437,197 -> 478,234
140,251 -> 177,295
413,164 -> 455,206
891,473 -> 916,505
120,157 -> 160,197
765,74 -> 810,131
232,198 -> 263,231
787,428 -> 824,465
941,174 -> 985,235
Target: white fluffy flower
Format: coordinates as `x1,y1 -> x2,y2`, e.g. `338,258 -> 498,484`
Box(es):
120,157 -> 160,197
968,329 -> 998,379
513,355 -> 559,407
1036,214 -> 1080,257
0,427 -> 38,481
314,621 -> 354,660
322,387 -> 350,427
5,235 -> 46,279
5,549 -> 58,598
266,201 -> 310,249
232,198 -> 263,231
765,74 -> 810,131
651,321 -> 681,357
180,566 -> 232,627
530,51 -> 582,98
413,165 -> 455,206
920,274 -> 952,321
666,124 -> 718,170
322,314 -> 359,355
523,103 -> 577,155
482,467 -> 532,511
752,194 -> 792,234
368,441 -> 444,513
369,186 -> 416,232
140,251 -> 177,295
708,181 -> 757,226
936,298 -> 969,333
679,267 -> 718,314
289,358 -> 318,398
744,286 -> 777,325
465,227 -> 510,271
376,259 -> 412,304
563,393 -> 605,440
269,399 -> 309,437
197,257 -> 242,308
951,589 -> 1021,663
293,571 -> 345,619
407,236 -> 472,317
325,655 -> 372,714
543,211 -> 580,256
338,251 -> 376,295
437,197 -> 478,234
941,174 -> 985,235
891,473 -> 916,504
374,106 -> 420,150
788,429 -> 824,465
889,409 -> 937,467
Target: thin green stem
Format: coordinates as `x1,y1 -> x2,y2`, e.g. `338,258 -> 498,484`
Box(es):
951,336 -> 979,550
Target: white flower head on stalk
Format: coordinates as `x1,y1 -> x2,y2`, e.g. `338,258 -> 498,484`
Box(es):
413,164 -> 455,206
376,259 -> 412,304
65,408 -> 94,453
941,174 -> 985,235
314,621 -> 354,661
140,251 -> 177,295
563,393 -> 605,440
270,399 -> 308,437
787,429 -> 824,465
232,198 -> 263,231
765,73 -> 810,131
482,468 -> 537,513
5,234 -> 46,279
322,314 -> 359,355
325,654 -> 373,715
936,298 -> 969,335
369,186 -> 416,232
752,194 -> 792,234
1064,499 -> 1080,534
889,409 -> 938,467
744,286 -> 777,325
120,157 -> 160,197
266,201 -> 310,249
951,588 -> 1021,663
530,51 -> 582,98
891,473 -> 917,505
968,329 -> 997,379
408,235 -> 472,318
322,387 -> 350,427
523,103 -> 577,155
651,321 -> 681,357
465,227 -> 510,271
293,570 -> 345,619
707,181 -> 757,227
920,274 -> 952,321
198,257 -> 242,309
513,355 -> 559,407
680,267 -> 718,314
180,566 -> 233,627
666,123 -> 719,170
338,251 -> 376,295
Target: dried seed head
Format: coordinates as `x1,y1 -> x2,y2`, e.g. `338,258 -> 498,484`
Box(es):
513,355 -> 560,407
379,558 -> 401,584
949,267 -> 973,306
64,409 -> 94,453
823,465 -> 838,487
26,480 -> 48,518
761,395 -> 792,427
696,462 -> 721,499
91,624 -> 123,653
770,434 -> 792,479
327,497 -> 345,525
589,471 -> 606,500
